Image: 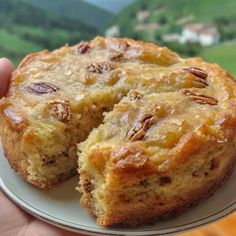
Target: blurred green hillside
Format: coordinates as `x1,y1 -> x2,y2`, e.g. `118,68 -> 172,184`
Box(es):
201,41 -> 236,75
22,0 -> 113,30
113,0 -> 236,76
0,0 -> 102,65
115,0 -> 236,39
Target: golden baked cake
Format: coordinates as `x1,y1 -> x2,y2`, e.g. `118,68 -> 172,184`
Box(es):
1,37 -> 236,226
0,37 -> 178,189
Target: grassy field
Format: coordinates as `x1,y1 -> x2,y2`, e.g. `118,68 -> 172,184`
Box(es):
115,0 -> 236,34
12,25 -> 48,39
175,0 -> 236,22
0,30 -> 43,53
0,29 -> 44,65
201,41 -> 236,77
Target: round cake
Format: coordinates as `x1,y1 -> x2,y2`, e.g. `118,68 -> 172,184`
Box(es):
0,37 -> 236,226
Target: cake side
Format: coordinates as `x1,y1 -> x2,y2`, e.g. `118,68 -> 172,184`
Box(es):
80,139 -> 236,226
0,99 -> 29,179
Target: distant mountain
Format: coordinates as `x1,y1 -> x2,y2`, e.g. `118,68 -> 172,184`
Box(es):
83,0 -> 134,14
0,0 -> 98,64
3,0 -> 97,34
22,0 -> 113,31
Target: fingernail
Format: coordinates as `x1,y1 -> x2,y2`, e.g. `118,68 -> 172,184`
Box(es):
0,58 -> 14,71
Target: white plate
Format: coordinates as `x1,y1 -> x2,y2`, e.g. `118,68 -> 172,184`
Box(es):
0,144 -> 236,236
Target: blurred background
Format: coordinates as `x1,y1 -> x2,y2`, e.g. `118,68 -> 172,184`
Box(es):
0,0 -> 235,78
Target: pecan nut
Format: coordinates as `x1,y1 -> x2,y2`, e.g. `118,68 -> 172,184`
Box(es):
126,114 -> 157,141
75,42 -> 90,54
126,103 -> 168,141
49,100 -> 71,123
107,39 -> 129,52
192,78 -> 208,88
183,67 -> 208,87
128,90 -> 144,100
159,176 -> 172,186
82,178 -> 93,193
183,67 -> 208,80
26,82 -> 60,95
81,74 -> 96,84
182,90 -> 218,105
108,52 -> 124,61
86,61 -> 113,74
105,69 -> 122,85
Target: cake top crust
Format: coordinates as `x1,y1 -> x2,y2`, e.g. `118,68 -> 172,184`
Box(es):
1,36 -> 236,175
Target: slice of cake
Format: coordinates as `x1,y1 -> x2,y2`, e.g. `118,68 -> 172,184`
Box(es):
78,86 -> 236,225
0,37 -> 179,189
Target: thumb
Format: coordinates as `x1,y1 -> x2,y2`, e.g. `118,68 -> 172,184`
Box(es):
0,58 -> 14,98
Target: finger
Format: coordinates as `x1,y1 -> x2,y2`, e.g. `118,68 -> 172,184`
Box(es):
24,219 -> 85,236
0,191 -> 30,235
0,58 -> 14,98
0,192 -> 85,236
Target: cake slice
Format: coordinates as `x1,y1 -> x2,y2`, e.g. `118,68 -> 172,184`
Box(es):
78,67 -> 236,226
1,37 -> 236,226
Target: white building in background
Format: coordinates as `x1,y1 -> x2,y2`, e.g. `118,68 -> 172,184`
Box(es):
198,30 -> 220,46
180,23 -> 220,46
136,10 -> 150,22
162,33 -> 181,43
135,22 -> 159,31
180,23 -> 202,43
105,25 -> 120,37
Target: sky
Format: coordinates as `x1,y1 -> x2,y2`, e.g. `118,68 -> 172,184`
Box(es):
82,0 -> 134,13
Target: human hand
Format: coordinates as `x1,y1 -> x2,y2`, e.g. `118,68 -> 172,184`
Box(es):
0,191 -> 83,236
0,58 -> 83,236
0,58 -> 14,97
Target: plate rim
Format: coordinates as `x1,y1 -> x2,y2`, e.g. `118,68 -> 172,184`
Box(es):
1,176 -> 236,236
